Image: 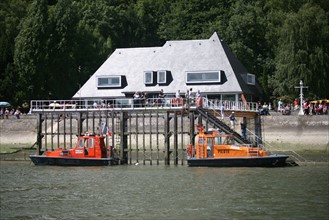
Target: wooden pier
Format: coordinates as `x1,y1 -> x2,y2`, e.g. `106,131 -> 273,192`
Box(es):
31,98 -> 262,165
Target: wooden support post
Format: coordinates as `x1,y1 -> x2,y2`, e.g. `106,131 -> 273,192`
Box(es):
104,110 -> 109,152
189,111 -> 195,146
119,112 -> 128,164
142,111 -> 145,165
37,113 -> 43,155
198,112 -> 202,126
135,112 -> 139,163
128,112 -> 132,165
44,113 -> 47,150
204,110 -> 209,131
77,112 -> 83,136
174,111 -> 178,165
57,114 -> 60,149
254,114 -> 263,146
181,110 -> 184,165
92,111 -> 95,133
111,113 -> 115,160
86,111 -> 89,133
165,111 -> 170,165
69,113 -> 73,149
63,112 -> 66,149
156,109 -> 159,165
149,110 -> 152,165
51,113 -> 53,151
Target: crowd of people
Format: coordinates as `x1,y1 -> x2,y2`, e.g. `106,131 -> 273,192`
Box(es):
131,88 -> 203,108
0,108 -> 22,119
257,98 -> 328,116
302,100 -> 328,115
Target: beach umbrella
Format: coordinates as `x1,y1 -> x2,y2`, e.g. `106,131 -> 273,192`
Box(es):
0,101 -> 11,107
49,102 -> 61,107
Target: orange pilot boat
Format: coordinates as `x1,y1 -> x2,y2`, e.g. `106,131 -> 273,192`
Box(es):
29,133 -> 120,166
186,125 -> 294,167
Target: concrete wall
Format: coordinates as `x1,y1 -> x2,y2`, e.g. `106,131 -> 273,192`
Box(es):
262,115 -> 329,152
1,114 -> 328,153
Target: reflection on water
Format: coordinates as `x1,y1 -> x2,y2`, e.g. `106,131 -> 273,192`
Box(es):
0,161 -> 328,219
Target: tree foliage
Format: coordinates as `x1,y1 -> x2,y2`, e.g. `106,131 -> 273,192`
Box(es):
14,0 -> 49,102
0,0 -> 328,107
0,0 -> 29,103
271,3 -> 329,99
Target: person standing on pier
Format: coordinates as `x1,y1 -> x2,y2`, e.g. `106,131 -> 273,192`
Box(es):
220,102 -> 225,120
229,112 -> 236,130
188,88 -> 195,106
240,121 -> 246,140
175,90 -> 181,106
159,89 -> 166,107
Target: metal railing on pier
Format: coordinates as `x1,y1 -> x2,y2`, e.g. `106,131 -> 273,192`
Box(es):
30,98 -> 258,113
202,98 -> 258,111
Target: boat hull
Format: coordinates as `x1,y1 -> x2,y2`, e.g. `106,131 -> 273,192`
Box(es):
187,155 -> 290,167
29,155 -> 119,166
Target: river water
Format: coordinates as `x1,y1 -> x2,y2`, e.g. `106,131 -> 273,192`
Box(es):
0,161 -> 328,220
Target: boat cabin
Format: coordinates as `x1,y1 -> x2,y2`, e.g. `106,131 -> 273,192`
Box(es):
46,135 -> 109,158
189,125 -> 268,159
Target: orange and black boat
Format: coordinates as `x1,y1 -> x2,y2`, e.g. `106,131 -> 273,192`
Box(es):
29,133 -> 119,166
186,125 -> 294,167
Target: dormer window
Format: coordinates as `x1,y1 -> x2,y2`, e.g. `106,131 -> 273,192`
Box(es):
144,71 -> 153,84
97,76 -> 121,88
247,73 -> 255,85
157,70 -> 167,84
186,71 -> 221,84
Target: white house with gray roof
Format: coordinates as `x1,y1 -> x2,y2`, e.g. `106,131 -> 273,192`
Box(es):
73,32 -> 262,102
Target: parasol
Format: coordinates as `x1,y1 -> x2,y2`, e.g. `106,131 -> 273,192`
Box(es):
0,101 -> 11,107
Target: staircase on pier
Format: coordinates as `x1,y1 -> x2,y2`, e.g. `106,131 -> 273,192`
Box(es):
197,108 -> 250,145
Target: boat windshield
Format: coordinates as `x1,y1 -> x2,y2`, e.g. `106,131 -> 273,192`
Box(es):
77,138 -> 94,149
88,139 -> 94,148
78,139 -> 84,148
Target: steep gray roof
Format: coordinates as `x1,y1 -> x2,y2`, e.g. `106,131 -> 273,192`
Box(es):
73,32 -> 261,98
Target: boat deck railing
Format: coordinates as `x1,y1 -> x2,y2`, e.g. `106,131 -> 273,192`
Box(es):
246,128 -> 308,163
30,98 -> 259,113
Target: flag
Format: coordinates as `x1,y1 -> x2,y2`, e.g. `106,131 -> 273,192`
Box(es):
102,122 -> 112,136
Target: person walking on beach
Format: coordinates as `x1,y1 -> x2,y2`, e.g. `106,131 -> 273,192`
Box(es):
229,112 -> 236,130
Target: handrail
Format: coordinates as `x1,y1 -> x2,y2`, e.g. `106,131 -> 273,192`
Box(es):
202,97 -> 258,111
30,98 -> 259,113
245,128 -> 308,163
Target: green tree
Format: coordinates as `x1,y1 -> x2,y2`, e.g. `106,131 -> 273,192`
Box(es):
158,0 -> 230,40
271,3 -> 329,98
47,0 -> 79,99
14,0 -> 49,102
135,0 -> 169,46
72,0 -> 120,93
225,0 -> 269,98
3,0 -> 329,104
0,0 -> 29,104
